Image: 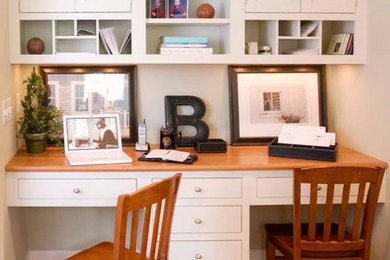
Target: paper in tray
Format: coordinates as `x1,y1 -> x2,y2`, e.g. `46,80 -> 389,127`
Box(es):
268,139 -> 338,162
138,153 -> 198,165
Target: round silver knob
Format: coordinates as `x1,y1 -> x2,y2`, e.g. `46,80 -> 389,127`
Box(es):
195,219 -> 202,224
73,188 -> 80,194
194,187 -> 202,193
195,254 -> 203,259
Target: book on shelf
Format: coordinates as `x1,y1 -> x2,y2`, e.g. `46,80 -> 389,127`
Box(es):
161,36 -> 208,45
282,48 -> 319,55
300,21 -> 320,37
160,47 -> 213,55
327,33 -> 354,55
160,43 -> 209,48
99,27 -> 132,55
77,27 -> 95,36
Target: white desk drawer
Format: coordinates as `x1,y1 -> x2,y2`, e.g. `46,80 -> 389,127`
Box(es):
257,178 -> 366,198
172,206 -> 241,233
169,241 -> 242,260
177,178 -> 242,199
18,179 -> 137,199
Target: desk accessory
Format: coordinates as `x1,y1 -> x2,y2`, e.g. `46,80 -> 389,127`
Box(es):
268,139 -> 338,162
135,119 -> 150,152
138,149 -> 198,164
160,127 -> 182,150
165,96 -> 210,147
194,139 -> 227,153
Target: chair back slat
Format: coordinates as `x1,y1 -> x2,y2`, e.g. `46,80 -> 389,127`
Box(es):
308,184 -> 318,241
113,173 -> 182,260
338,183 -> 351,241
293,167 -> 385,260
351,183 -> 366,240
323,183 -> 335,242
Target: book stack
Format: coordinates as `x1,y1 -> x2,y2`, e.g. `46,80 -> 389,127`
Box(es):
99,27 -> 132,54
159,36 -> 213,55
327,33 -> 354,55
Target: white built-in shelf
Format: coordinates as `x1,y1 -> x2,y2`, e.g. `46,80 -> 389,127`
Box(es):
146,18 -> 230,26
9,0 -> 367,64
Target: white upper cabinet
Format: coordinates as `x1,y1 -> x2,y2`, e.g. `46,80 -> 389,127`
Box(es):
301,0 -> 357,13
245,0 -> 301,13
19,0 -> 75,13
75,0 -> 132,12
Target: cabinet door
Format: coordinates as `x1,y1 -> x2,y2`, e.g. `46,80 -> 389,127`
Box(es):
301,0 -> 357,13
245,0 -> 301,13
76,0 -> 132,12
20,0 -> 75,12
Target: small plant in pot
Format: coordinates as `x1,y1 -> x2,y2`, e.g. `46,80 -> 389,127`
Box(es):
18,68 -> 62,154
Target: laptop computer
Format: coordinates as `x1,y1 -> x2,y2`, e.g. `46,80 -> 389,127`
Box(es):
63,114 -> 133,166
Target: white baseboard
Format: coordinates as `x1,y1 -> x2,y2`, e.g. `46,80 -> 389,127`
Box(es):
24,250 -> 80,260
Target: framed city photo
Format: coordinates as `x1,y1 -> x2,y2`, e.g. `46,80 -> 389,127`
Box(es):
169,0 -> 188,18
40,66 -> 138,145
150,0 -> 166,18
229,65 -> 327,146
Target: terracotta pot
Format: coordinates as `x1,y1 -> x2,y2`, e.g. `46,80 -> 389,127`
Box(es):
25,133 -> 48,154
196,3 -> 215,18
27,37 -> 45,54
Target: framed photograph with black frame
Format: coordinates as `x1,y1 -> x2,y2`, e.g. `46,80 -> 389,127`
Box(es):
229,65 -> 327,146
40,66 -> 138,146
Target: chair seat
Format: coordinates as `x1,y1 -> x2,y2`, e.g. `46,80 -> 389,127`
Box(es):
66,242 -> 149,260
265,223 -> 358,258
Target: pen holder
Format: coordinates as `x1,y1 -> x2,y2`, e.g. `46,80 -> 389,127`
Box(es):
160,129 -> 182,150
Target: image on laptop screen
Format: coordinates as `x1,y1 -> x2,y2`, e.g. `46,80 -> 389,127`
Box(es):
66,116 -> 119,151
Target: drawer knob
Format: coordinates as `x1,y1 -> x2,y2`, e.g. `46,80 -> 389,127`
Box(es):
195,219 -> 202,224
73,188 -> 81,194
194,187 -> 202,193
195,254 -> 203,259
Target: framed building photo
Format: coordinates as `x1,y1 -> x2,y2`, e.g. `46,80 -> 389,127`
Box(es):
150,0 -> 166,18
169,0 -> 188,18
229,65 -> 327,146
40,66 -> 138,145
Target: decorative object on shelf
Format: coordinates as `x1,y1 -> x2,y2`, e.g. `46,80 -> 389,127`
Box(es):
228,65 -> 327,145
160,127 -> 182,150
258,46 -> 272,55
327,33 -> 354,55
150,0 -> 166,18
169,0 -> 188,18
26,37 -> 45,54
196,3 -> 215,18
18,68 -> 62,153
165,96 -> 210,147
135,119 -> 150,152
40,66 -> 138,145
246,42 -> 258,55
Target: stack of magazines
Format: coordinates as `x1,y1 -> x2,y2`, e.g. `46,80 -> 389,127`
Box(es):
159,36 -> 213,54
99,27 -> 132,54
327,33 -> 354,55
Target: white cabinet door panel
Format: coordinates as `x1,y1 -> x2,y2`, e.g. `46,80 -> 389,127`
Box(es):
169,241 -> 242,260
301,0 -> 356,13
245,0 -> 301,13
76,0 -> 132,12
20,0 -> 75,12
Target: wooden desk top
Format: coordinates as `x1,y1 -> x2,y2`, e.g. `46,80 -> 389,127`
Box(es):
5,146 -> 388,172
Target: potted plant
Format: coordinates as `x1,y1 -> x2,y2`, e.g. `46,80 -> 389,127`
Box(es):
18,68 -> 62,154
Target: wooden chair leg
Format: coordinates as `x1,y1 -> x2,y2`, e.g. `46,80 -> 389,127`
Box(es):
266,235 -> 276,260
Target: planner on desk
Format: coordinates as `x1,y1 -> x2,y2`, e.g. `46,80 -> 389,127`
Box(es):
278,125 -> 336,147
145,149 -> 190,163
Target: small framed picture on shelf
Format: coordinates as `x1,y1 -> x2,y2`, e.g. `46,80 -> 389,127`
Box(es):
169,0 -> 188,18
150,0 -> 166,18
229,65 -> 327,146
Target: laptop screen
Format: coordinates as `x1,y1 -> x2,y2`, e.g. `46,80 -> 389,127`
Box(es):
65,116 -> 120,151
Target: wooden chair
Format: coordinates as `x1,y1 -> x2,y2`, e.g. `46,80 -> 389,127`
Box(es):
265,166 -> 385,260
67,173 -> 182,260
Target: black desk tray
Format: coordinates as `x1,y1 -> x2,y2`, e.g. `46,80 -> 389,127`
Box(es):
138,153 -> 198,165
268,139 -> 338,162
